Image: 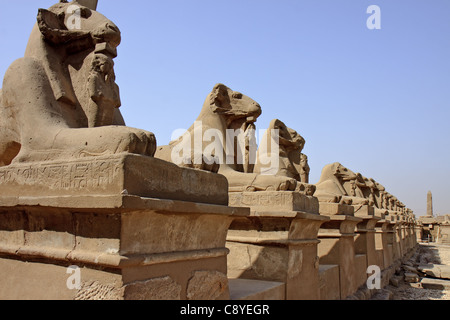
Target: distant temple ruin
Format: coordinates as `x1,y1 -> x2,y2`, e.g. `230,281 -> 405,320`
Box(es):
418,191 -> 450,244
427,191 -> 433,217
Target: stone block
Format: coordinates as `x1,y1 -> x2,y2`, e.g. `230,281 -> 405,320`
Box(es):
418,264 -> 450,280
354,254 -> 368,289
226,211 -> 328,300
229,191 -> 319,214
0,194 -> 249,300
229,279 -> 285,300
353,205 -> 375,218
390,275 -> 402,287
318,203 -> 354,216
404,272 -> 420,283
0,154 -> 229,206
318,265 -> 340,300
420,278 -> 450,290
318,215 -> 362,299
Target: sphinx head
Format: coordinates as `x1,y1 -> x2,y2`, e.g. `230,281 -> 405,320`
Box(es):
331,163 -> 358,181
208,84 -> 262,132
30,1 -> 122,126
37,1 -> 120,55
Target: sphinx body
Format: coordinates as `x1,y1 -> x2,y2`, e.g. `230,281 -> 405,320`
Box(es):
314,163 -> 369,205
0,1 -> 155,166
314,162 -> 410,214
253,118 -> 315,195
155,84 -> 301,192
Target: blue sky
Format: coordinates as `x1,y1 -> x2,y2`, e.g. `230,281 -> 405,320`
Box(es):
1,0 -> 450,216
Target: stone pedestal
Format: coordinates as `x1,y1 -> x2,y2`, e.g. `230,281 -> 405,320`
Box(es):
318,265 -> 340,300
353,206 -> 382,271
0,154 -> 249,300
404,223 -> 412,251
385,222 -> 397,265
375,219 -> 391,270
0,154 -> 229,205
415,225 -> 423,243
386,211 -> 403,261
318,202 -> 354,216
399,218 -> 408,256
317,211 -> 362,300
227,191 -> 329,300
395,224 -> 403,261
409,222 -> 417,249
410,223 -> 418,247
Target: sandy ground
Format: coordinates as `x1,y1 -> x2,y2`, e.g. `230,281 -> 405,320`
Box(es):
382,244 -> 450,300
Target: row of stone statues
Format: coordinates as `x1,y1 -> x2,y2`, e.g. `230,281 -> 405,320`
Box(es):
155,83 -> 313,194
0,0 -> 412,218
0,1 -> 412,221
150,82 -> 411,218
0,1 -> 305,194
315,162 -> 413,215
0,0 -> 417,301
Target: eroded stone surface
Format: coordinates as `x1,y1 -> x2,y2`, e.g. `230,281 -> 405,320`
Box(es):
0,154 -> 229,205
0,0 -> 422,303
124,277 -> 182,300
186,271 -> 229,300
229,191 -> 319,214
75,281 -> 123,300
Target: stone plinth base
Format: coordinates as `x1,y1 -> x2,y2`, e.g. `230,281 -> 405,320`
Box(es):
354,214 -> 381,269
354,254 -> 368,289
0,195 -> 248,300
226,211 -> 329,300
318,264 -> 340,300
353,206 -> 385,270
319,202 -> 354,216
353,205 -> 376,218
392,211 -> 407,224
374,208 -> 388,219
318,215 -> 362,299
229,279 -> 285,300
0,154 -> 229,206
229,191 -> 319,214
226,192 -> 328,300
391,223 -> 403,262
375,219 -> 392,269
0,155 -> 249,300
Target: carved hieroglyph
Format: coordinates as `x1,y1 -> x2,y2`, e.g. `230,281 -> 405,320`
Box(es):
0,154 -> 230,205
0,1 -> 156,166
